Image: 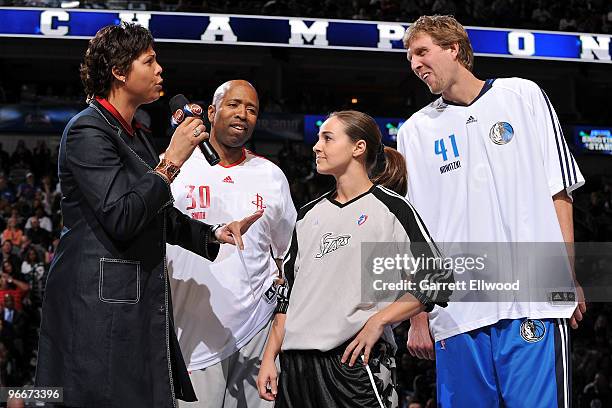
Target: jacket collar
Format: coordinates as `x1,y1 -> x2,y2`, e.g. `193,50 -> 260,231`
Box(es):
90,99 -> 160,167
94,97 -> 135,137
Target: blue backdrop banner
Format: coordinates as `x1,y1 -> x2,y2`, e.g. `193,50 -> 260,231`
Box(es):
1,7 -> 610,63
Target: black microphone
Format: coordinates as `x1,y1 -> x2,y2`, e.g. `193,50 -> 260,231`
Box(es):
169,94 -> 220,166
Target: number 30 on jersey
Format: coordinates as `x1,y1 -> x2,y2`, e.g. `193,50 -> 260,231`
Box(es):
186,185 -> 211,210
184,185 -> 211,220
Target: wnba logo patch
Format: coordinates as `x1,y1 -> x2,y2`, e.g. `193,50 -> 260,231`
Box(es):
520,319 -> 546,343
357,214 -> 368,226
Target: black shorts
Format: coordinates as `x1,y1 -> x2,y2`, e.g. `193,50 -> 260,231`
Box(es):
276,341 -> 397,408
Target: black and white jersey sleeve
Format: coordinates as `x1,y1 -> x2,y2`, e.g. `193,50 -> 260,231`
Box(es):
373,186 -> 453,311
275,226 -> 298,314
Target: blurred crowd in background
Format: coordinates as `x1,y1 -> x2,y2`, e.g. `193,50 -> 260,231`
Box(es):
0,139 -> 60,386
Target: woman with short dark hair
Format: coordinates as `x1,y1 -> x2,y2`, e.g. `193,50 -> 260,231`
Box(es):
35,23 -> 261,407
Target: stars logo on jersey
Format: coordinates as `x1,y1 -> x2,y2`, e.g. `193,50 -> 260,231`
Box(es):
520,319 -> 546,343
357,214 -> 368,226
489,122 -> 514,145
223,176 -> 234,184
252,193 -> 266,210
466,115 -> 477,124
315,232 -> 351,258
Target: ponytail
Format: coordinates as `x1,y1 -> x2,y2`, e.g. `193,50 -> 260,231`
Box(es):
370,141 -> 387,177
370,146 -> 408,196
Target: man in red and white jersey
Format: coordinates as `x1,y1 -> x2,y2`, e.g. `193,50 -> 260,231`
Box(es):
167,80 -> 296,408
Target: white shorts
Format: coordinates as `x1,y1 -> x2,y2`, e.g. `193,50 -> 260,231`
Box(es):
179,318 -> 275,408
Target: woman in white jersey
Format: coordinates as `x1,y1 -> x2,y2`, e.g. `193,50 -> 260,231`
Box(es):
256,110 -> 451,408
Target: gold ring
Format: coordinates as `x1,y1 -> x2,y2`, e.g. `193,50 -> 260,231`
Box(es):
193,128 -> 201,137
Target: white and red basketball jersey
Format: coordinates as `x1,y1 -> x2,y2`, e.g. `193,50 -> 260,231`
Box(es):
167,147 -> 296,370
397,78 -> 585,341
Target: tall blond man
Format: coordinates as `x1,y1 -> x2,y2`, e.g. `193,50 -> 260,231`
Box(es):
397,15 -> 585,407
